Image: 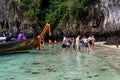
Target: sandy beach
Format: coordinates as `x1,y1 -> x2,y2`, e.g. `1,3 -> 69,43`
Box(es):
95,41 -> 120,49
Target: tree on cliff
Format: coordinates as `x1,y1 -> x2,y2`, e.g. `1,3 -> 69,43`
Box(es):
45,0 -> 99,30
11,0 -> 41,21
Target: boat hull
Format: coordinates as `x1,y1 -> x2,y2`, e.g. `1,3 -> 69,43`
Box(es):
0,38 -> 38,54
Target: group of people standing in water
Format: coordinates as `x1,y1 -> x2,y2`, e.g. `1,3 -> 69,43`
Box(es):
60,35 -> 95,54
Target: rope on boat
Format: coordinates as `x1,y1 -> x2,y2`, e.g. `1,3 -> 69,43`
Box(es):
37,23 -> 51,50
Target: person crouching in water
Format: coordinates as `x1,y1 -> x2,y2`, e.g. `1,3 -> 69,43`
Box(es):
82,36 -> 89,53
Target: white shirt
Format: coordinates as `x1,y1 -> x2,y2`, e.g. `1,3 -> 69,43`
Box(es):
76,37 -> 79,45
83,38 -> 88,43
63,37 -> 67,45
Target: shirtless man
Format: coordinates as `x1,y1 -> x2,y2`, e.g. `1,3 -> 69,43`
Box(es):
88,35 -> 95,54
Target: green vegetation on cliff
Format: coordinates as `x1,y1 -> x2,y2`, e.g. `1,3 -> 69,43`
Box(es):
46,0 -> 99,28
11,0 -> 41,20
11,0 -> 99,28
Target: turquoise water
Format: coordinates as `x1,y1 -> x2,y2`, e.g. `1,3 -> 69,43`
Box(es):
0,44 -> 120,80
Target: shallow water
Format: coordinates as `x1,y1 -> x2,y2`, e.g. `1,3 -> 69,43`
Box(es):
0,44 -> 120,80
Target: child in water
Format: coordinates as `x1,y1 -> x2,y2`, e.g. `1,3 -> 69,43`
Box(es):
49,39 -> 52,49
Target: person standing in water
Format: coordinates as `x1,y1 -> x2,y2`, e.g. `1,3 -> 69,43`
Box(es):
60,35 -> 67,52
75,35 -> 80,51
82,36 -> 89,53
88,35 -> 95,54
91,35 -> 95,49
40,35 -> 45,49
71,37 -> 75,50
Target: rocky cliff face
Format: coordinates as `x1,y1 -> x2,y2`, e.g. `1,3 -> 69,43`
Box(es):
100,0 -> 120,32
99,0 -> 120,44
0,0 -> 38,38
55,0 -> 120,38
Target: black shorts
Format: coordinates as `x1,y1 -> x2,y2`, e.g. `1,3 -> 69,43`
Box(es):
89,40 -> 92,45
62,44 -> 67,48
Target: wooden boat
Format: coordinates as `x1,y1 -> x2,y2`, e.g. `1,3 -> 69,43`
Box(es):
0,23 -> 51,54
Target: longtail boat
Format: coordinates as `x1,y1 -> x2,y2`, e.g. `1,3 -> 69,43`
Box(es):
0,23 -> 51,54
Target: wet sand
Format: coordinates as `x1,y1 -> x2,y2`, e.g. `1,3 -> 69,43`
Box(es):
0,43 -> 120,80
95,41 -> 120,49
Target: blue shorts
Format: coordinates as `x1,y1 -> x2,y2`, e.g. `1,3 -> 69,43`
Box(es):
82,43 -> 88,47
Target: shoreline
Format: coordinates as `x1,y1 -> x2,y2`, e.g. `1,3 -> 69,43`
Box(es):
95,41 -> 120,49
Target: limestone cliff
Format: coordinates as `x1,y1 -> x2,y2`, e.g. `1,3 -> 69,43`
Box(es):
100,0 -> 120,32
